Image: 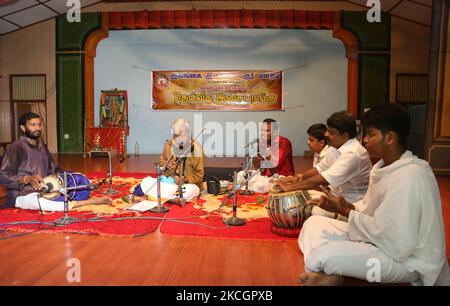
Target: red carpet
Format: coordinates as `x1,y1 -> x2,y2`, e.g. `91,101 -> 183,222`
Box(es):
0,172 -> 164,237
160,193 -> 298,241
0,209 -> 163,237
1,174 -> 449,243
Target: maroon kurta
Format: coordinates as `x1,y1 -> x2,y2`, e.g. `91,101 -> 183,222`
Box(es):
0,137 -> 62,206
260,135 -> 295,177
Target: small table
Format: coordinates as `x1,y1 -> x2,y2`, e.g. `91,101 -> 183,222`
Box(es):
87,149 -> 117,158
87,150 -> 119,195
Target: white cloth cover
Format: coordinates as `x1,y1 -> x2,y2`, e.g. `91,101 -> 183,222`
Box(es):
140,176 -> 200,202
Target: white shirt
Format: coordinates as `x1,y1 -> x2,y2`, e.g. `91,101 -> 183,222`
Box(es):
313,145 -> 338,167
348,151 -> 450,286
315,138 -> 371,203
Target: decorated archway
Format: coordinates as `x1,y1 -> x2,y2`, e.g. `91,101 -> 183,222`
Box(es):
56,10 -> 390,153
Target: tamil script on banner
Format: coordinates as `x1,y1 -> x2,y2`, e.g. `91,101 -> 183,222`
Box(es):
152,70 -> 282,110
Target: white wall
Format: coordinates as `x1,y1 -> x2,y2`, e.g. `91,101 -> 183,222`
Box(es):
0,19 -> 56,151
94,29 -> 347,156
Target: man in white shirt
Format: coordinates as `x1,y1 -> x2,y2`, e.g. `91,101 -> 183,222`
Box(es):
278,111 -> 372,216
298,103 -> 450,286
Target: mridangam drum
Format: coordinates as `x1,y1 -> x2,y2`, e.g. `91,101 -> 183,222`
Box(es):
266,189 -> 313,229
42,172 -> 91,201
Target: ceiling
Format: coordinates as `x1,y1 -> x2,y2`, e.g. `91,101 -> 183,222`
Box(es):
0,0 -> 433,36
341,0 -> 432,26
0,0 -> 102,35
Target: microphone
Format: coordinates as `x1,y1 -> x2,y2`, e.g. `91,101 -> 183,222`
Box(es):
92,178 -> 106,190
244,138 -> 259,148
268,167 -> 278,178
59,183 -> 96,195
259,151 -> 278,178
39,182 -> 54,193
172,142 -> 185,158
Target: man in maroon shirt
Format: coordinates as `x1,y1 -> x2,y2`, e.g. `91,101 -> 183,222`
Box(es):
255,118 -> 295,178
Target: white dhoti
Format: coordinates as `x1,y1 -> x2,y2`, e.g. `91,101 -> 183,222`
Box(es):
299,215 -> 420,284
236,170 -> 272,194
140,177 -> 200,202
15,193 -> 72,212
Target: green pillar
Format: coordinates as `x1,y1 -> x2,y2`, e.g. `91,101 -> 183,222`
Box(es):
56,13 -> 102,153
341,11 -> 391,118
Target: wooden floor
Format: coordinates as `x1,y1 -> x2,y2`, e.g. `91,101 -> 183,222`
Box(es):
0,154 -> 313,286
0,154 -> 448,286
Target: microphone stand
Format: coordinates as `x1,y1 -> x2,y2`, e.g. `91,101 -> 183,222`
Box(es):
240,150 -> 255,196
140,144 -> 184,213
54,172 -> 78,226
223,168 -> 263,226
150,162 -> 169,213
103,150 -> 119,195
170,155 -> 186,208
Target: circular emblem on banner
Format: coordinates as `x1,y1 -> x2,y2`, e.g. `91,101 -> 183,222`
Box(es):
155,74 -> 169,89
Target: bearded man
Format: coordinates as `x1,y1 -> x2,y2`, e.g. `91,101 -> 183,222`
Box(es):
0,112 -> 111,211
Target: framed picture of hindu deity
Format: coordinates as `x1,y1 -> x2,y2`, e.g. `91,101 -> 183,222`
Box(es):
88,89 -> 129,157
99,89 -> 129,130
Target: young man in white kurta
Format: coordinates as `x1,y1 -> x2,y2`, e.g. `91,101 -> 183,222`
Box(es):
312,145 -> 333,168
306,123 -> 337,168
299,104 -> 450,286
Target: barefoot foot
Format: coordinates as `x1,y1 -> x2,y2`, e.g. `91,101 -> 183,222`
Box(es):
91,197 -> 112,205
298,272 -> 344,286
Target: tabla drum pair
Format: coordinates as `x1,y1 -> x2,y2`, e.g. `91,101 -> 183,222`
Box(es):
266,189 -> 313,229
41,172 -> 91,202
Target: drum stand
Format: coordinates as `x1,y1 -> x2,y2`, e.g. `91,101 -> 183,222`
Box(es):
103,150 -> 119,196
55,172 -> 78,226
150,163 -> 169,213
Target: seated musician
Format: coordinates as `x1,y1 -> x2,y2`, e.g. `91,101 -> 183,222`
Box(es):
277,111 -> 372,219
298,103 -> 450,286
306,123 -> 338,168
255,118 -> 295,178
0,112 -> 111,211
237,119 -> 295,194
137,119 -> 204,202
